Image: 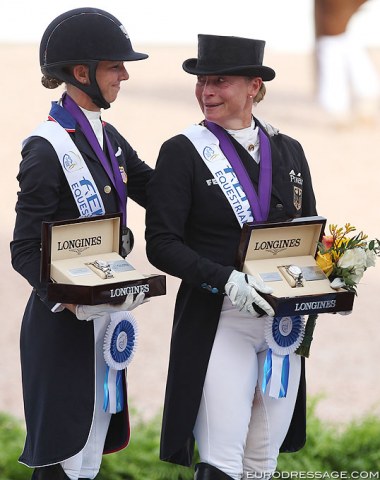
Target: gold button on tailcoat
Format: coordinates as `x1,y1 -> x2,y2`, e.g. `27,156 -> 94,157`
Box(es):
104,185 -> 112,194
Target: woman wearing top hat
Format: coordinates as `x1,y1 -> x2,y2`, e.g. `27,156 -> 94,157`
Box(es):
145,34 -> 317,479
10,8 -> 152,480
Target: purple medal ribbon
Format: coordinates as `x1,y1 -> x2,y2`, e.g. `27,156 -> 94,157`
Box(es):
62,93 -> 127,225
205,120 -> 272,222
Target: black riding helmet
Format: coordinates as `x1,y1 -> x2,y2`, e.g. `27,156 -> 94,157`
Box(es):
40,7 -> 148,109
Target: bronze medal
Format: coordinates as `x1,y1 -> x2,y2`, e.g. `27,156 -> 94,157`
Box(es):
121,226 -> 134,257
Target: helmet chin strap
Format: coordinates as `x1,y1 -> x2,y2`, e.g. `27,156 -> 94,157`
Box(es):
57,62 -> 111,110
85,63 -> 111,110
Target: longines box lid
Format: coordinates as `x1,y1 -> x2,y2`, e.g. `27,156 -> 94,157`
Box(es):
235,216 -> 355,316
41,213 -> 166,305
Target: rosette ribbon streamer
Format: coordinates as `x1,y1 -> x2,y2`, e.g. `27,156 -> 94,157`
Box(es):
103,311 -> 138,413
262,316 -> 305,398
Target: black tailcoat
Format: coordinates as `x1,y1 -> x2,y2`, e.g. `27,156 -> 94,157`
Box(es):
10,103 -> 152,467
145,120 -> 317,466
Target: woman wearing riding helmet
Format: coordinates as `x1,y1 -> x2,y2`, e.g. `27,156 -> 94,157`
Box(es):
10,8 -> 151,480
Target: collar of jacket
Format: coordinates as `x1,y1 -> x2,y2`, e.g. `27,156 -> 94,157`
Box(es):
47,100 -> 110,165
47,100 -> 106,133
48,100 -> 76,132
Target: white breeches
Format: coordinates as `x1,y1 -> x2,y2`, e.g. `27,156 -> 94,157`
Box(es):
61,318 -> 112,480
193,297 -> 301,480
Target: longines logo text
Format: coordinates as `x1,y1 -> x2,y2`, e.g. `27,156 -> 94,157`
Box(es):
295,299 -> 336,312
110,284 -> 150,298
253,238 -> 301,255
57,235 -> 102,254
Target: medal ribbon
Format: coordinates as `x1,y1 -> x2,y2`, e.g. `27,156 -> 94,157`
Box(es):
205,120 -> 272,222
262,316 -> 305,398
103,367 -> 124,413
262,349 -> 290,398
62,93 -> 127,226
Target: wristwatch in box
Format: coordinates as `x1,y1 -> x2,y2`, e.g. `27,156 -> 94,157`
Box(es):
87,260 -> 114,279
279,265 -> 304,288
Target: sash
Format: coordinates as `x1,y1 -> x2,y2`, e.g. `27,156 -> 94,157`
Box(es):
182,123 -> 272,225
24,121 -> 105,218
183,125 -> 252,226
62,94 -> 127,226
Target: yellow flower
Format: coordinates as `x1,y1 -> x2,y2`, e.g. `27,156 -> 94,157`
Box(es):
316,251 -> 334,276
331,237 -> 349,261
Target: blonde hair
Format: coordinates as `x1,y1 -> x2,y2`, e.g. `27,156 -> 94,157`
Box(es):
253,82 -> 266,104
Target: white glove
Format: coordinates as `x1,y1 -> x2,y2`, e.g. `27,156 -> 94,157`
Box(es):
329,278 -> 352,315
76,292 -> 146,321
330,277 -> 345,290
225,270 -> 275,317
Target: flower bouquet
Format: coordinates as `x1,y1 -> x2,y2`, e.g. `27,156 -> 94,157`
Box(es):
296,223 -> 380,357
316,223 -> 379,293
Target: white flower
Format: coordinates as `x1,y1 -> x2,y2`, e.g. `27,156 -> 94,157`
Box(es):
366,249 -> 377,268
337,247 -> 367,284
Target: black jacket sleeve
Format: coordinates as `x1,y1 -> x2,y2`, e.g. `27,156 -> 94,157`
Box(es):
145,137 -> 234,294
10,138 -> 66,308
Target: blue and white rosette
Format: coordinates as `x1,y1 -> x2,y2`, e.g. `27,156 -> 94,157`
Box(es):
103,311 -> 138,413
262,316 -> 305,398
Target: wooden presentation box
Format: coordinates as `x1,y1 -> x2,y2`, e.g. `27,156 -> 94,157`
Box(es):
235,216 -> 355,316
41,213 -> 166,305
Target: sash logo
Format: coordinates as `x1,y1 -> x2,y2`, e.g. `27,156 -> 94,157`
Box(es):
110,284 -> 150,298
63,151 -> 83,172
253,238 -> 301,255
203,146 -> 218,162
57,235 -> 102,255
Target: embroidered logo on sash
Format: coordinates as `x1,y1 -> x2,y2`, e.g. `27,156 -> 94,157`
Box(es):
63,151 -> 83,172
203,146 -> 218,162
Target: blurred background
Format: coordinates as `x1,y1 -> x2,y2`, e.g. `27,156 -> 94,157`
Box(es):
1,0 -> 379,433
1,0 -> 380,51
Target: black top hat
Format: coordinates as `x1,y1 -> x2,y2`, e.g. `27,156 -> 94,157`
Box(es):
183,34 -> 275,81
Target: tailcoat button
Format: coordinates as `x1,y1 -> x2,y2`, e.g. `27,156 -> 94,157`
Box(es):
104,185 -> 112,194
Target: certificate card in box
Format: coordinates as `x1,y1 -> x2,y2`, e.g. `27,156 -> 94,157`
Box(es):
235,216 -> 355,316
41,213 -> 166,305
